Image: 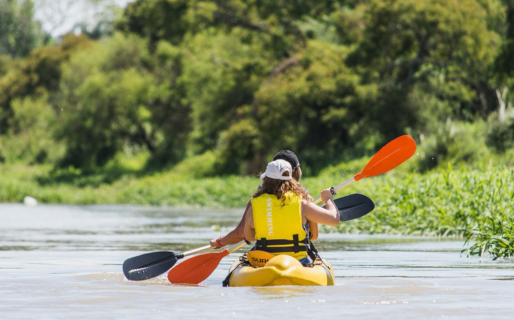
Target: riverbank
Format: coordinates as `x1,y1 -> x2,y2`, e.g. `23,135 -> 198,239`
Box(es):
0,157 -> 374,207
1,162 -> 513,259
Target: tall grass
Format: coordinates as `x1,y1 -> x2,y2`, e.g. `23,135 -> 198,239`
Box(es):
320,165 -> 514,259
463,218 -> 514,260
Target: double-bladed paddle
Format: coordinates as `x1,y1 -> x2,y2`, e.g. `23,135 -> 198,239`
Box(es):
167,194 -> 376,285
123,245 -> 213,281
167,135 -> 416,285
124,193 -> 374,282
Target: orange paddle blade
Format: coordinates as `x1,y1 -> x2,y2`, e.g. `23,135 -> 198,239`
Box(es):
354,135 -> 416,181
167,249 -> 229,284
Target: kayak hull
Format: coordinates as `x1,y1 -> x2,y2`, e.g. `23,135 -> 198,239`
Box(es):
228,254 -> 335,287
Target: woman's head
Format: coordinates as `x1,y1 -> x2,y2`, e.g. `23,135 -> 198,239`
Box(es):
273,150 -> 302,181
253,160 -> 308,201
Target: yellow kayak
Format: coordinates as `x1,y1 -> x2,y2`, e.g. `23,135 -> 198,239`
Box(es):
227,254 -> 335,287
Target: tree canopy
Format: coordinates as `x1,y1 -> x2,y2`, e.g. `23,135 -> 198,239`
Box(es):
1,0 -> 513,174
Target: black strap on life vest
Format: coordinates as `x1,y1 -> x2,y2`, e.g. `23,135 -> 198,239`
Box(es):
255,234 -> 309,253
307,240 -> 319,261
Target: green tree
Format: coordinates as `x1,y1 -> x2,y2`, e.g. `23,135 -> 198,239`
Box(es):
345,0 -> 502,121
0,34 -> 92,133
217,40 -> 362,174
55,33 -> 190,168
179,29 -> 273,154
0,94 -> 63,164
115,0 -> 190,47
0,0 -> 47,58
494,0 -> 514,78
117,0 -> 339,54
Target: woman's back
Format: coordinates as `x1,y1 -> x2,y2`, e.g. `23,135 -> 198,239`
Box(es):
251,191 -> 307,260
246,160 -> 339,262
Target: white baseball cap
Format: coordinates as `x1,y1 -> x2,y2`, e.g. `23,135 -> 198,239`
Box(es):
260,159 -> 292,180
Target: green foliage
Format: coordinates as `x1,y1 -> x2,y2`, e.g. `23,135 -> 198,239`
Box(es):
180,29 -> 270,155
2,0 -> 513,175
117,0 -> 337,53
217,39 -> 363,174
493,1 -> 514,78
346,0 -> 502,122
165,151 -> 218,178
348,0 -> 501,79
116,0 -> 190,46
217,119 -> 262,174
0,0 -> 48,58
55,33 -> 154,168
2,161 -> 513,259
0,55 -> 13,76
486,110 -> 514,153
144,40 -> 191,167
324,166 -> 514,257
54,33 -> 191,168
0,95 -> 64,164
463,217 -> 514,260
417,120 -> 491,171
0,34 -> 92,133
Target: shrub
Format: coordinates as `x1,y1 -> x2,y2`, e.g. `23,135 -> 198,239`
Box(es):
486,112 -> 514,153
417,120 -> 490,172
0,95 -> 64,164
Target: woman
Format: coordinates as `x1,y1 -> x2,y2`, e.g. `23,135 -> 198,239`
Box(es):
209,150 -> 315,248
244,160 -> 339,264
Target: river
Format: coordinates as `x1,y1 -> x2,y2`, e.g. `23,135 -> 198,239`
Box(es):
1,204 -> 513,319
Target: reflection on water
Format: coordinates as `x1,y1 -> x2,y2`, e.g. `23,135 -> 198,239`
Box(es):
0,204 -> 243,252
1,204 -> 514,320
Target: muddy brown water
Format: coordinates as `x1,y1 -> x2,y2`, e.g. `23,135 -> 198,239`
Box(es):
1,204 -> 513,319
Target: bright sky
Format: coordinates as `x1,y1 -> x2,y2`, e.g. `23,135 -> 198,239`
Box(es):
33,0 -> 134,37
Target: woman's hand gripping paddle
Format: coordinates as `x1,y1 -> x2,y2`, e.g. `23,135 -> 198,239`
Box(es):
123,245 -> 213,281
312,135 -> 416,205
167,240 -> 248,285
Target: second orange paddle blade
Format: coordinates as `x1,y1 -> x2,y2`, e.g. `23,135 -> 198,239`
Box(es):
167,249 -> 229,284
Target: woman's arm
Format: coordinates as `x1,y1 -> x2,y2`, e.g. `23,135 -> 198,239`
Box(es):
210,200 -> 250,248
244,204 -> 256,241
302,189 -> 339,226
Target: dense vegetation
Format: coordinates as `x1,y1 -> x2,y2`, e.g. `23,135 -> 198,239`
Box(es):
1,156 -> 513,259
1,0 -> 513,259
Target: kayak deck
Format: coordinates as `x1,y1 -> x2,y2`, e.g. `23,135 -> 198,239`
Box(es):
228,254 -> 335,287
